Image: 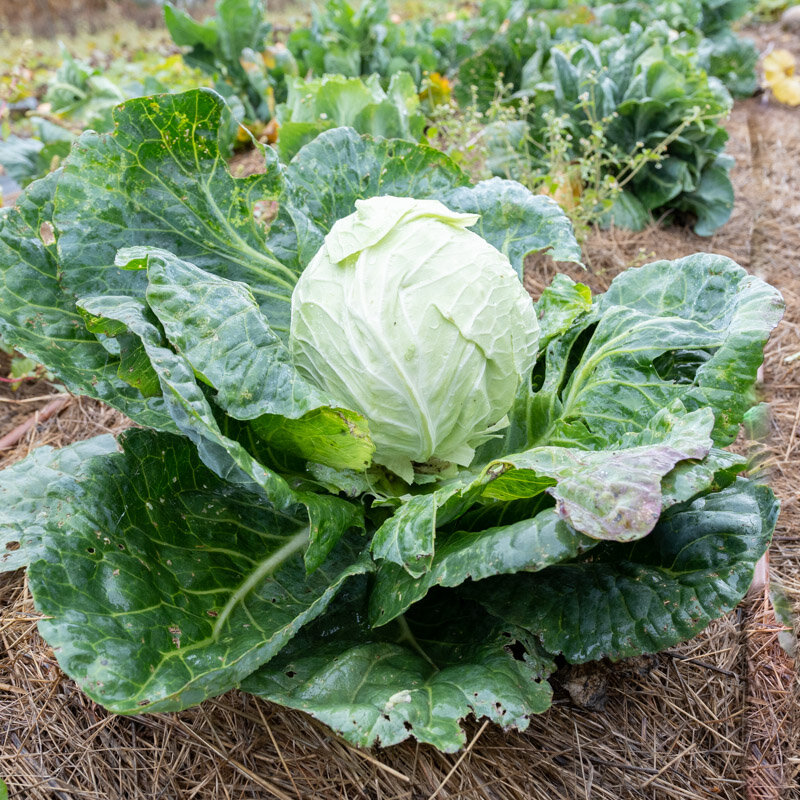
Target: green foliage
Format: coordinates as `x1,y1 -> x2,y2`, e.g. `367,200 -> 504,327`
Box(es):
44,46 -> 127,132
165,0 -> 295,121
0,90 -> 784,752
286,0 -> 440,87
0,117 -> 75,188
487,24 -> 736,235
275,72 -> 426,161
476,0 -> 759,97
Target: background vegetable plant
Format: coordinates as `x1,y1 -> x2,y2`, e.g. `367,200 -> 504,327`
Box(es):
165,0 -> 295,121
0,88 -> 783,752
517,24 -> 736,234
274,72 -> 426,161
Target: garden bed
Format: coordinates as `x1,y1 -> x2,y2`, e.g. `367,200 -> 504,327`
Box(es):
1,43 -> 799,800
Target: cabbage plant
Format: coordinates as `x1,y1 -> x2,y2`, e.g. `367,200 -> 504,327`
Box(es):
0,89 -> 783,752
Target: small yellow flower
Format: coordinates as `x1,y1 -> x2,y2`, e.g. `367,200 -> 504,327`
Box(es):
418,72 -> 451,108
763,49 -> 800,107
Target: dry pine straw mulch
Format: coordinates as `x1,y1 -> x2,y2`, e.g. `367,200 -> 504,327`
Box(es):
2,71 -> 800,800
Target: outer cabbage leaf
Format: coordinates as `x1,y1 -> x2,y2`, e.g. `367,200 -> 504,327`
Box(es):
669,156 -> 735,237
370,479 -> 483,576
242,582 -> 554,752
118,246 -> 374,472
369,508 -> 596,627
660,447 -> 746,507
0,118 -> 75,188
533,273 -> 593,351
266,127 -> 468,272
77,292 -> 363,572
265,127 -> 580,276
374,403 -> 714,577
0,435 -> 118,572
471,479 -> 778,662
0,173 -> 177,431
594,254 -> 785,445
440,178 -> 582,274
28,428 -> 370,713
484,405 -> 714,542
513,255 -> 783,454
53,90 -> 296,334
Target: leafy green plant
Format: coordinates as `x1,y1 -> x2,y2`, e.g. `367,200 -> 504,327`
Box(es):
491,24 -> 736,235
590,0 -> 759,97
286,0 -> 441,86
165,0 -> 295,121
275,72 -> 425,161
43,46 -> 127,132
0,117 -> 75,188
0,89 -> 783,752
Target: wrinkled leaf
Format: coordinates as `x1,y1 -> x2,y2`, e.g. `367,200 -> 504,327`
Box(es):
77,293 -> 363,572
441,178 -> 583,275
533,273 -> 593,351
0,173 -> 177,431
266,127 -> 580,276
119,246 -> 374,471
54,90 -> 294,333
243,582 -> 554,751
29,429 -> 370,713
369,508 -> 596,626
0,435 -> 118,572
472,479 -> 778,662
486,406 -> 714,542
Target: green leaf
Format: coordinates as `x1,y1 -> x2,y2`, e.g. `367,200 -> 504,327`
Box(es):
0,435 -> 118,572
485,405 -> 714,542
242,582 -> 554,751
267,127 -> 470,272
671,157 -> 734,237
214,0 -> 269,65
0,172 -> 177,431
595,254 -> 784,445
660,447 -> 746,508
77,293 -> 363,572
373,403 -> 716,578
276,72 -> 425,163
53,90 -> 295,334
520,255 -> 783,452
370,479 -> 480,577
118,246 -> 374,471
533,273 -> 593,350
164,3 -> 219,55
269,127 -> 580,283
369,508 -> 596,627
472,479 -> 779,662
606,189 -> 650,231
441,178 -> 582,276
29,429 -> 370,713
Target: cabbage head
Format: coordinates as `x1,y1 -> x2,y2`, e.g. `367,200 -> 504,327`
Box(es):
290,196 -> 540,482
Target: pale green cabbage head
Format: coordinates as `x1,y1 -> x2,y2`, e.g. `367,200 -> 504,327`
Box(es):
290,196 -> 540,482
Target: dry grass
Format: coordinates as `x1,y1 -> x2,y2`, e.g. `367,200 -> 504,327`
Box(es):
1,45 -> 799,800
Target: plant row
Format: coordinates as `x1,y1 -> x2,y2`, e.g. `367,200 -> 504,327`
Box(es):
1,0 -> 763,234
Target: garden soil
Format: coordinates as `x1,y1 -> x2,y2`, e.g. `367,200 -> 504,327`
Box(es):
2,34 -> 799,800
